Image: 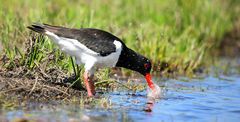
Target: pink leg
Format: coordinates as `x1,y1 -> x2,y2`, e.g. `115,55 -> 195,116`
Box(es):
84,72 -> 95,97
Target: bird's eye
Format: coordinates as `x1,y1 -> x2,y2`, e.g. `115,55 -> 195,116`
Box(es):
144,63 -> 150,69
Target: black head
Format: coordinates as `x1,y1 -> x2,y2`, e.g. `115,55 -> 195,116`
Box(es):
116,47 -> 157,92
116,47 -> 152,76
136,57 -> 152,75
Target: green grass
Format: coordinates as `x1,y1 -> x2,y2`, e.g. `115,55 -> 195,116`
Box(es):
0,0 -> 239,76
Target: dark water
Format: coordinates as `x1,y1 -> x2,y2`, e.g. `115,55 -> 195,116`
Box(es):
1,75 -> 240,122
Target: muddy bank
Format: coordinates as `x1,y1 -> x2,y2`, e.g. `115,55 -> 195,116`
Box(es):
0,65 -> 86,103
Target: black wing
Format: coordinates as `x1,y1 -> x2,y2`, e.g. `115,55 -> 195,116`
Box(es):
43,24 -> 123,56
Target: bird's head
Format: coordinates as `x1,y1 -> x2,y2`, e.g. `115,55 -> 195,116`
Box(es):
116,47 -> 161,98
139,58 -> 152,76
116,47 -> 155,89
135,57 -> 155,91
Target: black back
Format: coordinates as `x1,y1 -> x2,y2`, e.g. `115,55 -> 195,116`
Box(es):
42,24 -> 124,56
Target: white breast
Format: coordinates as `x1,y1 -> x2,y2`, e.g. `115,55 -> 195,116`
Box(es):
95,40 -> 122,68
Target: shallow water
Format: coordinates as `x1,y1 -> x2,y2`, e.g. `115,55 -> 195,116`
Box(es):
1,75 -> 240,122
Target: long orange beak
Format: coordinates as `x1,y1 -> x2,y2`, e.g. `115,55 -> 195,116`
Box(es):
145,73 -> 155,90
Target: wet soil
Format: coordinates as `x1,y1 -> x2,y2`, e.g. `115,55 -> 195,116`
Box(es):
0,67 -> 86,102
0,56 -> 88,104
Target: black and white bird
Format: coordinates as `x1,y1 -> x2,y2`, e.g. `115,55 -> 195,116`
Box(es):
27,23 -> 161,98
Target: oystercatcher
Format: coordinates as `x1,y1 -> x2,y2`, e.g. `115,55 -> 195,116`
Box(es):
27,23 -> 161,98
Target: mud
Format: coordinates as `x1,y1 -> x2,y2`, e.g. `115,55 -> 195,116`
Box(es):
0,65 -> 87,102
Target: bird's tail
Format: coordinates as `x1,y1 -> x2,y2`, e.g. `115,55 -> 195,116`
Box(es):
27,23 -> 46,33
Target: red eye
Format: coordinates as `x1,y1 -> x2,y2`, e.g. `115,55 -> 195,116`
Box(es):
144,63 -> 149,69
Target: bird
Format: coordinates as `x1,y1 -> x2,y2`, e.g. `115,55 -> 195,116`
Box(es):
27,23 -> 161,98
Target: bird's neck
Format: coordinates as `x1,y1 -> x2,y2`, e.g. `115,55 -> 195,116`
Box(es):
116,46 -> 144,73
